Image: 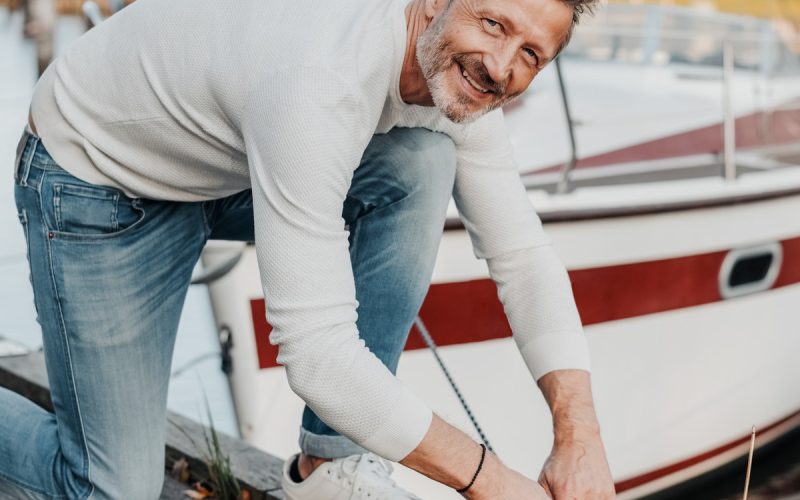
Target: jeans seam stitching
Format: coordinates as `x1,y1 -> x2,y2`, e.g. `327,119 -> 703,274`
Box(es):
53,184 -> 62,232
110,192 -> 119,230
19,208 -> 32,287
39,183 -> 96,499
0,469 -> 69,498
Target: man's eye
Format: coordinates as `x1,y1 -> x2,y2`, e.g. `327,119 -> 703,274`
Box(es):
524,48 -> 540,65
482,18 -> 501,31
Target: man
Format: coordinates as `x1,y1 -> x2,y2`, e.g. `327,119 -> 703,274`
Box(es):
2,0 -> 614,498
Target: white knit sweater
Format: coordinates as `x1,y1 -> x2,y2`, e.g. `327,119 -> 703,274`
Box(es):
30,0 -> 590,461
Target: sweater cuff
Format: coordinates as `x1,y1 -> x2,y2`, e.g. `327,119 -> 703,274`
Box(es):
518,331 -> 591,381
359,383 -> 433,462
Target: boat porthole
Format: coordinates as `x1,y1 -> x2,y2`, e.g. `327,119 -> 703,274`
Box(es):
718,242 -> 783,299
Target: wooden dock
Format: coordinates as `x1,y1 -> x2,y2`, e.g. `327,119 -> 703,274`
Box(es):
0,351 -> 286,499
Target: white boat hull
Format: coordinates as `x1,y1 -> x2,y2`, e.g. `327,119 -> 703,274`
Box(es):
203,168 -> 800,498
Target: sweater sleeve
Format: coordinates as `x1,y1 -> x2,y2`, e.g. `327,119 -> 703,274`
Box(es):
452,109 -> 591,380
241,68 -> 432,461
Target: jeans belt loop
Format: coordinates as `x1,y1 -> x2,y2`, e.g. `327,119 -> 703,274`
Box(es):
19,134 -> 40,187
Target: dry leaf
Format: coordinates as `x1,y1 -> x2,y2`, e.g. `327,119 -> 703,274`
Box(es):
171,457 -> 190,483
182,489 -> 209,499
183,481 -> 213,499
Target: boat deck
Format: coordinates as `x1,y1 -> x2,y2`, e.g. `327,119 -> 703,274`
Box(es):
523,144 -> 800,194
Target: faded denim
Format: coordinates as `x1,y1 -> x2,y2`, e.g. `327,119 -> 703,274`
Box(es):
0,126 -> 455,499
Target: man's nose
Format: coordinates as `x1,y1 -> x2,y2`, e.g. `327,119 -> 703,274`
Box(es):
483,48 -> 514,86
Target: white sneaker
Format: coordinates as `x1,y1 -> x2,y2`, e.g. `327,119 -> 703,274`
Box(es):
281,452 -> 423,500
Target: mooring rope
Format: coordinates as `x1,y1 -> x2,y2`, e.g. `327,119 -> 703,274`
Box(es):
414,316 -> 494,453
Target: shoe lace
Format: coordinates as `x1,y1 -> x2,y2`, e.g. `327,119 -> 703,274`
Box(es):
337,453 -> 419,500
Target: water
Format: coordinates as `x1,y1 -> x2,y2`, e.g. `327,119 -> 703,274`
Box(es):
714,429 -> 800,500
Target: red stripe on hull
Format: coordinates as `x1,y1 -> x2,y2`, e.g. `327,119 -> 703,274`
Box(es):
408,279 -> 510,350
570,251 -> 725,326
526,103 -> 800,175
251,235 -> 800,369
775,236 -> 800,287
250,299 -> 278,370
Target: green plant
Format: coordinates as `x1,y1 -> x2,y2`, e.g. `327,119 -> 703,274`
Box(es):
198,393 -> 241,500
169,391 -> 245,500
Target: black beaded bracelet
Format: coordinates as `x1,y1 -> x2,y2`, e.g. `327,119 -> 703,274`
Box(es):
456,443 -> 487,494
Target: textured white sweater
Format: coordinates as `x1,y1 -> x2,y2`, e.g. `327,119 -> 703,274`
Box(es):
30,0 -> 590,460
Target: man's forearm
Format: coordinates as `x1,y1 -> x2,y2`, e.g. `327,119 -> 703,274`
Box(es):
537,369 -> 601,438
398,371 -> 606,499
400,414 -> 547,499
535,369 -> 616,499
400,414 -> 492,493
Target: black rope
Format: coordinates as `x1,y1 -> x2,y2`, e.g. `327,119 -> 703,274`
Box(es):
414,317 -> 494,453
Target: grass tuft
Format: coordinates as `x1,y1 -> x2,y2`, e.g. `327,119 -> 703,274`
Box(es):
169,391 -> 247,499
198,392 -> 242,500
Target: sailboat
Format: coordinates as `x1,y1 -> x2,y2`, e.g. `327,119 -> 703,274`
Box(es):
201,3 -> 800,498
2,1 -> 799,497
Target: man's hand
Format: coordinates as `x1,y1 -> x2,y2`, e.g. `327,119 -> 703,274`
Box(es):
536,370 -> 615,499
537,427 -> 614,499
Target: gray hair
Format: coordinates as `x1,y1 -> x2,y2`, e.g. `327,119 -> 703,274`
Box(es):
556,0 -> 600,57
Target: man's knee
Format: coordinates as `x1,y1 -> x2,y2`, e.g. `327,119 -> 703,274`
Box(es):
385,127 -> 457,200
358,128 -> 456,209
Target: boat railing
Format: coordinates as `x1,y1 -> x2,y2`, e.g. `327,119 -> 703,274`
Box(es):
553,5 -> 800,193
722,39 -> 736,181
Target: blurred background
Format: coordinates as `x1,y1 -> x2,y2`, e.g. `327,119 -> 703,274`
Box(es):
1,0 -> 799,498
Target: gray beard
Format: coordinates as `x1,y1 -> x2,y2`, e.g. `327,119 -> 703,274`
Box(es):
416,11 -> 513,124
416,16 -> 483,123
426,69 -> 481,124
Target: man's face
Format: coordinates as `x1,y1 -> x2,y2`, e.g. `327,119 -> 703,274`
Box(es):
417,0 -> 573,123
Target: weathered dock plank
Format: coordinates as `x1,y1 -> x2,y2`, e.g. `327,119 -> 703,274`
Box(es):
166,412 -> 286,498
160,474 -> 190,500
0,351 -> 284,499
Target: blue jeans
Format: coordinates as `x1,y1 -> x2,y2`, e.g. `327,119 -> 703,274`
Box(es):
1,126 -> 456,499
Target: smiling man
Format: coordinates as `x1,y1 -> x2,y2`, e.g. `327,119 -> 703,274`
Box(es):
413,0 -> 557,122
3,0 -> 613,498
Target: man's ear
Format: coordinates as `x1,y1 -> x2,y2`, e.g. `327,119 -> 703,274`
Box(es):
423,0 -> 451,20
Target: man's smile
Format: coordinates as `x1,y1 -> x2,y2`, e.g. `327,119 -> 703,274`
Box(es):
455,62 -> 495,102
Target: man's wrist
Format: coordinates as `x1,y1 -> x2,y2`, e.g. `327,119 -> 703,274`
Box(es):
552,398 -> 600,433
553,415 -> 602,446
400,414 -> 508,495
464,450 -> 504,498
537,369 -> 602,440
